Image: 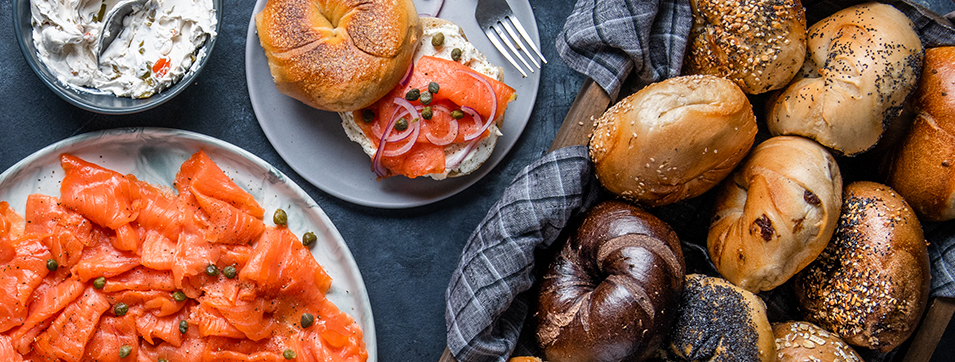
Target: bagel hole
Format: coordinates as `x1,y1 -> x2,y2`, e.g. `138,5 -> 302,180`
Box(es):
313,3 -> 347,30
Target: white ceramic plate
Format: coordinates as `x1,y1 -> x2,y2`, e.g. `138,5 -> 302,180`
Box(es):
245,0 -> 543,209
0,128 -> 377,361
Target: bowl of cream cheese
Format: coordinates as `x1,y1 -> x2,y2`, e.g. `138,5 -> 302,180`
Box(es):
14,0 -> 220,114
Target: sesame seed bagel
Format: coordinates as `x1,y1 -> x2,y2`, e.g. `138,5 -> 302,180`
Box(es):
773,321 -> 863,362
588,75 -> 757,208
255,0 -> 422,112
794,181 -> 930,352
766,2 -> 923,156
684,0 -> 807,94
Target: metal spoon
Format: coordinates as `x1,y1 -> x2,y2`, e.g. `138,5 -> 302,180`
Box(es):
96,0 -> 147,65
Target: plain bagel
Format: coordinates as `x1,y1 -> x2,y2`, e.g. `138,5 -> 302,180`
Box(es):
766,2 -> 923,156
255,0 -> 422,112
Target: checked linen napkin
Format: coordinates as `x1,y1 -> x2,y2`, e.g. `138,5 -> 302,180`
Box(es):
446,1 -> 955,362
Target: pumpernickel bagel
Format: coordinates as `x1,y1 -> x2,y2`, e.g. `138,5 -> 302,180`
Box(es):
255,0 -> 422,112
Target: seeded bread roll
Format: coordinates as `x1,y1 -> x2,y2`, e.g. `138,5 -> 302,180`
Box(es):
537,201 -> 685,362
256,0 -> 422,112
684,0 -> 807,94
885,46 -> 955,221
773,321 -> 863,362
666,274 -> 775,362
708,136 -> 842,292
766,2 -> 923,156
589,75 -> 757,208
794,181 -> 930,352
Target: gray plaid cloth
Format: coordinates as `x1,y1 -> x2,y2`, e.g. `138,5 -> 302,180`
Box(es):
445,146 -> 600,362
554,0 -> 691,100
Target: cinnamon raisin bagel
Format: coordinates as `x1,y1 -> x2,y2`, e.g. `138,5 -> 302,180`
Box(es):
536,200 -> 686,362
255,0 -> 422,112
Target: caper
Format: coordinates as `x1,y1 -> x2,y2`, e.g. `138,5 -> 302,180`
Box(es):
451,110 -> 465,119
205,264 -> 219,277
114,302 -> 128,316
428,81 -> 439,94
283,349 -> 297,360
93,276 -> 106,289
302,232 -> 317,247
178,319 -> 189,334
419,91 -> 433,105
273,209 -> 288,226
362,109 -> 375,123
431,32 -> 445,47
405,88 -> 420,101
394,118 -> 409,131
421,106 -> 433,120
172,291 -> 187,302
451,48 -> 462,61
118,344 -> 132,358
223,265 -> 237,279
46,259 -> 58,271
301,313 -> 315,328
159,359 -> 168,362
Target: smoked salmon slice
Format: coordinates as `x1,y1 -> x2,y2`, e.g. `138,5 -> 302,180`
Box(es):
353,55 -> 517,179
0,151 -> 367,362
175,151 -> 265,219
59,154 -> 140,232
33,286 -> 111,362
25,194 -> 93,268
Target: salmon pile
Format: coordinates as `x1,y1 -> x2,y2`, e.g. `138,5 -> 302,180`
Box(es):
0,151 -> 367,362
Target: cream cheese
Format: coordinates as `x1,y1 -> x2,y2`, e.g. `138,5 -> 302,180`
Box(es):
31,0 -> 216,98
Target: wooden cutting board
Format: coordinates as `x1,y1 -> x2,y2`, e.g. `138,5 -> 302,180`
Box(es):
437,78 -> 955,362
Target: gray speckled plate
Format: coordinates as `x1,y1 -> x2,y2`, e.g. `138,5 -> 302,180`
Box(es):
245,0 -> 542,209
0,128 -> 376,361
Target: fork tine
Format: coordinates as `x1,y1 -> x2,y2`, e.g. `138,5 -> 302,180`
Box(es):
508,16 -> 547,64
501,18 -> 539,69
483,27 -> 528,78
493,25 -> 534,74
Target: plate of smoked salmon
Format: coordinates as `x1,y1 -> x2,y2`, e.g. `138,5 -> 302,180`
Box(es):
245,0 -> 542,209
0,128 -> 375,362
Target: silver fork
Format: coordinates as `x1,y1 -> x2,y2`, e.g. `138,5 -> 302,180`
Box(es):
474,0 -> 546,77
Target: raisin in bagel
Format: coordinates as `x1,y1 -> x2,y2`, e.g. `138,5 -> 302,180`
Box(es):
255,0 -> 422,112
537,200 -> 685,362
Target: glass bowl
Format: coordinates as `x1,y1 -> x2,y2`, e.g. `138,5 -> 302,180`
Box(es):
13,0 -> 222,115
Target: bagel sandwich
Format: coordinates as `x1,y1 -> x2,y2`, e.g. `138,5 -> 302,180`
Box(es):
340,17 -> 518,180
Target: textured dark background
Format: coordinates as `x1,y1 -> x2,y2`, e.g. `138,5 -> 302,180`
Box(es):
2,0 -> 955,361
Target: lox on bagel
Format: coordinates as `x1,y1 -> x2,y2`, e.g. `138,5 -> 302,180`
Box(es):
340,17 -> 517,180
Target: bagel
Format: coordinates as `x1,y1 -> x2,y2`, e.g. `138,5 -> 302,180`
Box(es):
255,0 -> 422,112
766,2 -> 923,156
707,136 -> 842,292
340,18 -> 516,180
536,200 -> 685,362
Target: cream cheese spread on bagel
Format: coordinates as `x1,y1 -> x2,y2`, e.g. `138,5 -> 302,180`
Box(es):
340,17 -> 516,180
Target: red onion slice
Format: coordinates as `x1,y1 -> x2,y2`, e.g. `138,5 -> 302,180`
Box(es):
460,106 -> 493,142
454,69 -> 498,123
371,98 -> 423,177
445,138 -> 482,171
417,0 -> 445,17
423,104 -> 458,146
399,62 -> 414,87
